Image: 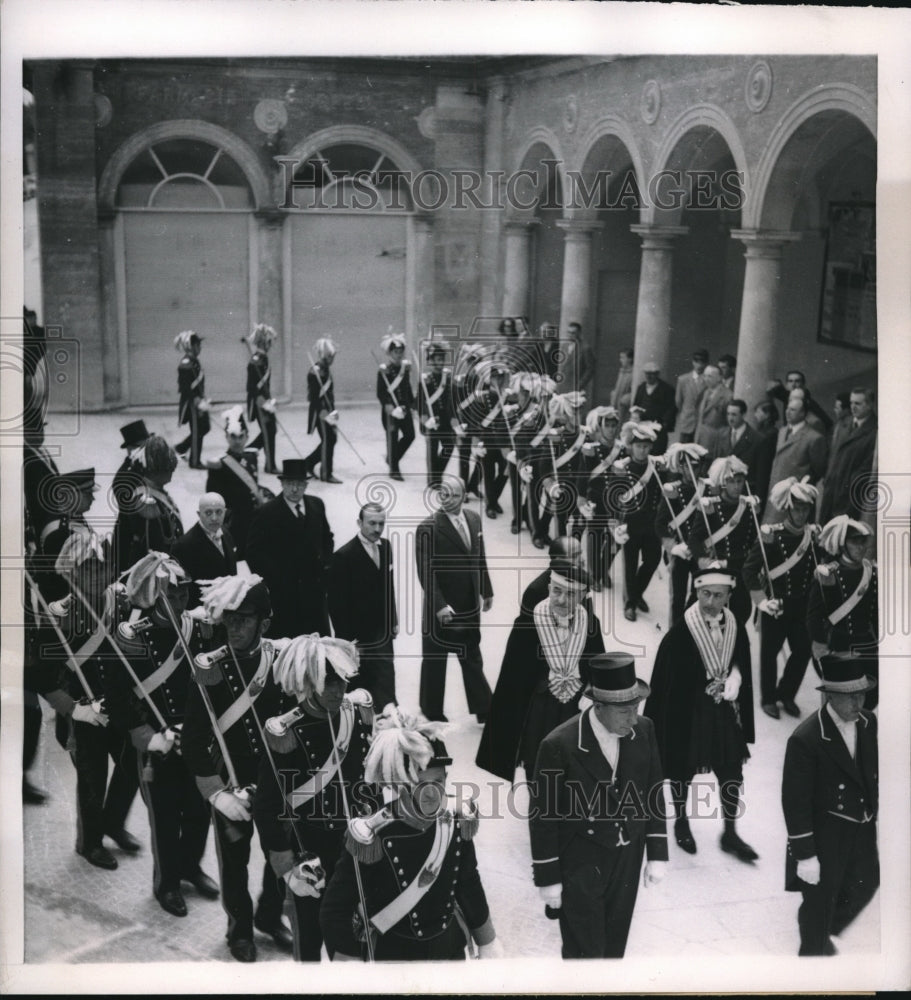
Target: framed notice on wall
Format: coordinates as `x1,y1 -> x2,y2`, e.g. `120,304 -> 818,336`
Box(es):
818,201 -> 877,352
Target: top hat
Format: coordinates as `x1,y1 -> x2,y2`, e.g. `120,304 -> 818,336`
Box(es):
585,653 -> 650,704
277,459 -> 311,480
816,654 -> 877,694
119,420 -> 150,449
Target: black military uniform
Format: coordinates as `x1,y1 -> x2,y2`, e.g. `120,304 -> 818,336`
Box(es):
176,340 -> 209,468
608,453 -> 663,618
449,347 -> 484,495
578,434 -> 626,589
655,476 -> 702,624
253,692 -> 375,961
532,414 -> 587,547
304,361 -> 337,481
474,375 -> 511,519
506,395 -> 546,536
246,349 -> 278,474
112,420 -> 151,514
376,356 -> 415,480
206,448 -> 271,561
113,482 -> 184,573
417,356 -> 455,487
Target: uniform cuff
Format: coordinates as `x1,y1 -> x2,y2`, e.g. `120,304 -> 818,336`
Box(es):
130,724 -> 156,752
470,917 -> 496,947
646,832 -> 670,862
531,858 -> 561,887
269,849 -> 295,877
196,775 -> 225,801
45,689 -> 76,716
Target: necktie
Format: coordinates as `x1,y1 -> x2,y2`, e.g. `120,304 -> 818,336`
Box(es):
784,427 -> 792,442
294,502 -> 303,520
457,517 -> 470,549
369,541 -> 380,569
707,617 -> 723,651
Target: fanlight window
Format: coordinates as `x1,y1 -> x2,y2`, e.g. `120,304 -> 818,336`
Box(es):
290,143 -> 412,211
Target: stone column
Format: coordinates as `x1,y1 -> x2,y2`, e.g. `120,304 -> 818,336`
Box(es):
254,209 -> 286,395
406,214 -> 435,342
502,221 -> 535,319
556,219 -> 603,336
730,230 -> 801,409
629,224 -> 688,389
96,213 -> 123,406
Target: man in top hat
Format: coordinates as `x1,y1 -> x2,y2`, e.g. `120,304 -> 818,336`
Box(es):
245,323 -> 279,475
205,406 -> 273,561
477,561 -> 604,783
417,341 -> 456,488
252,633 -> 374,961
529,654 -> 668,959
781,655 -> 878,956
322,710 -> 503,962
245,459 -> 334,639
694,365 -> 733,450
174,330 -> 210,469
376,334 -> 415,482
171,492 -> 238,609
631,361 -> 675,455
644,570 -> 758,862
112,419 -> 151,514
182,575 -> 291,962
304,337 -> 341,483
744,477 -> 822,720
674,348 -> 709,445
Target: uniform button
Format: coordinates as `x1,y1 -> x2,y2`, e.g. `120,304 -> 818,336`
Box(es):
411,912 -> 418,919
838,783 -> 845,790
455,849 -> 460,857
398,869 -> 404,875
393,857 -> 399,863
416,931 -> 423,937
587,828 -> 594,835
837,804 -> 844,810
386,841 -> 392,848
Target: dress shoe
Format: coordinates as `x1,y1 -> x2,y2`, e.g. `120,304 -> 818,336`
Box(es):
390,471 -> 404,482
624,605 -> 637,622
720,829 -> 759,863
188,462 -> 206,470
674,818 -> 697,855
510,523 -> 519,535
22,779 -> 48,805
183,868 -> 220,899
781,699 -> 801,718
475,713 -> 488,725
321,475 -> 343,484
532,536 -> 548,549
636,598 -> 650,613
761,702 -> 780,720
157,889 -> 188,917
106,828 -> 141,853
493,502 -> 504,515
485,507 -> 497,519
229,938 -> 257,962
77,845 -> 119,870
264,465 -> 279,475
254,917 -> 294,952
602,576 -> 612,589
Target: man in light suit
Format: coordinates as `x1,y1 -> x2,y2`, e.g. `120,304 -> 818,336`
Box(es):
694,365 -> 733,449
415,476 -> 493,723
764,394 -> 828,523
245,458 -> 334,638
171,491 -> 238,608
781,655 -> 878,956
328,502 -> 398,709
711,400 -> 765,502
674,348 -> 708,444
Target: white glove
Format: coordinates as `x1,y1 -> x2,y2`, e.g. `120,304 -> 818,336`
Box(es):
743,493 -> 760,509
642,860 -> 668,888
423,416 -> 440,431
283,855 -> 326,897
582,442 -> 597,456
548,427 -> 561,438
262,398 -> 277,414
520,464 -> 533,483
662,482 -> 680,498
72,701 -> 108,727
670,541 -> 691,559
758,598 -> 783,618
797,856 -> 821,886
722,667 -> 742,702
539,884 -> 562,910
505,449 -> 517,465
811,640 -> 831,660
211,788 -> 252,823
580,501 -> 595,521
503,403 -> 519,416
196,398 -> 211,413
391,406 -> 406,420
612,524 -> 630,545
324,409 -> 339,426
147,731 -> 175,755
456,422 -> 468,436
479,937 -> 505,959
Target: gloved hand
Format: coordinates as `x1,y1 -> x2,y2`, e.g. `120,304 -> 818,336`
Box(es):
520,464 -> 533,484
612,523 -> 630,545
456,422 -> 468,437
423,416 -> 439,431
743,493 -> 760,509
539,884 -> 562,911
670,541 -> 691,560
582,441 -> 598,456
196,398 -> 211,413
147,731 -> 175,755
72,701 -> 108,727
642,860 -> 668,888
797,856 -> 821,886
579,501 -> 596,521
758,598 -> 783,618
505,449 -> 517,465
283,854 -> 326,897
324,409 -> 339,426
722,667 -> 742,702
391,406 -> 406,420
503,403 -> 519,416
211,788 -> 252,822
698,557 -> 727,570
262,398 -> 277,414
662,482 -> 680,498
811,640 -> 831,660
478,937 -> 505,959
548,427 -> 561,438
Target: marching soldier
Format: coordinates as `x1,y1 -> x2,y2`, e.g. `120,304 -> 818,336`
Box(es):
245,323 -> 279,475
106,552 -> 219,917
205,407 -> 274,561
304,337 -> 341,483
35,468 -> 99,600
322,709 -> 503,961
687,455 -> 760,627
576,405 -> 625,590
175,330 -> 210,469
182,576 -> 292,962
475,363 -> 512,520
376,334 -> 415,482
112,419 -> 151,514
449,341 -> 486,497
530,391 -> 587,549
252,634 -> 375,961
113,436 -> 184,573
655,443 -> 709,624
806,515 -> 878,708
417,341 -> 455,488
31,532 -> 141,870
744,477 -> 822,719
504,372 -> 546,536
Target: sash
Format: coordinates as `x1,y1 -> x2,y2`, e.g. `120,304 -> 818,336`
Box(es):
589,442 -> 623,480
386,367 -> 405,395
828,560 -> 873,627
425,374 -> 446,406
369,813 -> 455,934
707,497 -> 748,547
531,415 -> 555,448
45,589 -> 114,681
135,613 -> 194,699
319,374 -> 332,398
684,603 -> 736,682
619,459 -> 656,505
767,527 -> 813,582
222,454 -> 263,504
286,699 -> 354,808
257,359 -> 271,391
480,398 -> 504,428
215,646 -> 273,734
190,364 -> 204,390
669,483 -> 704,533
144,485 -> 182,525
554,429 -> 587,470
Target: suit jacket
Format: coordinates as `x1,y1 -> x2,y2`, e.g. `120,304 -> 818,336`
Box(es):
782,706 -> 877,888
529,709 -> 668,889
710,422 -> 764,489
328,534 -> 397,648
245,494 -> 334,638
674,371 -> 706,435
170,522 -> 238,608
819,417 -> 877,523
632,379 -> 676,453
694,383 -> 733,448
768,423 -> 828,503
415,508 -> 492,637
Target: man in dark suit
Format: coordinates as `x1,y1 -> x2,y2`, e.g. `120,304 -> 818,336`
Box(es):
631,361 -> 676,455
711,399 -> 765,501
781,656 -> 878,956
328,502 -> 398,709
414,477 -> 493,723
171,492 -> 238,608
819,388 -> 877,523
529,654 -> 668,959
764,394 -> 828,523
245,459 -> 334,638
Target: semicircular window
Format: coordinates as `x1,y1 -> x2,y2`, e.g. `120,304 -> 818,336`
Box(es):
290,143 -> 411,211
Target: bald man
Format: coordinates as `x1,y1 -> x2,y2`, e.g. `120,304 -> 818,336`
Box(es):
171,492 -> 239,607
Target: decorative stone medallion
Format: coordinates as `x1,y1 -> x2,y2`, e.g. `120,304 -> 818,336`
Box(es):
94,94 -> 113,129
563,94 -> 578,134
745,60 -> 773,113
254,99 -> 288,135
641,80 -> 660,125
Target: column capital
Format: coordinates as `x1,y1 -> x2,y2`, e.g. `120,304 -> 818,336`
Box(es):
555,218 -> 605,240
731,229 -> 801,258
254,207 -> 287,227
504,218 -> 539,234
629,223 -> 689,250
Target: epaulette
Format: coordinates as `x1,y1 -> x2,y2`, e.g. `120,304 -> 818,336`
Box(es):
345,688 -> 374,726
344,805 -> 396,864
379,363 -> 388,371
455,799 -> 479,841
